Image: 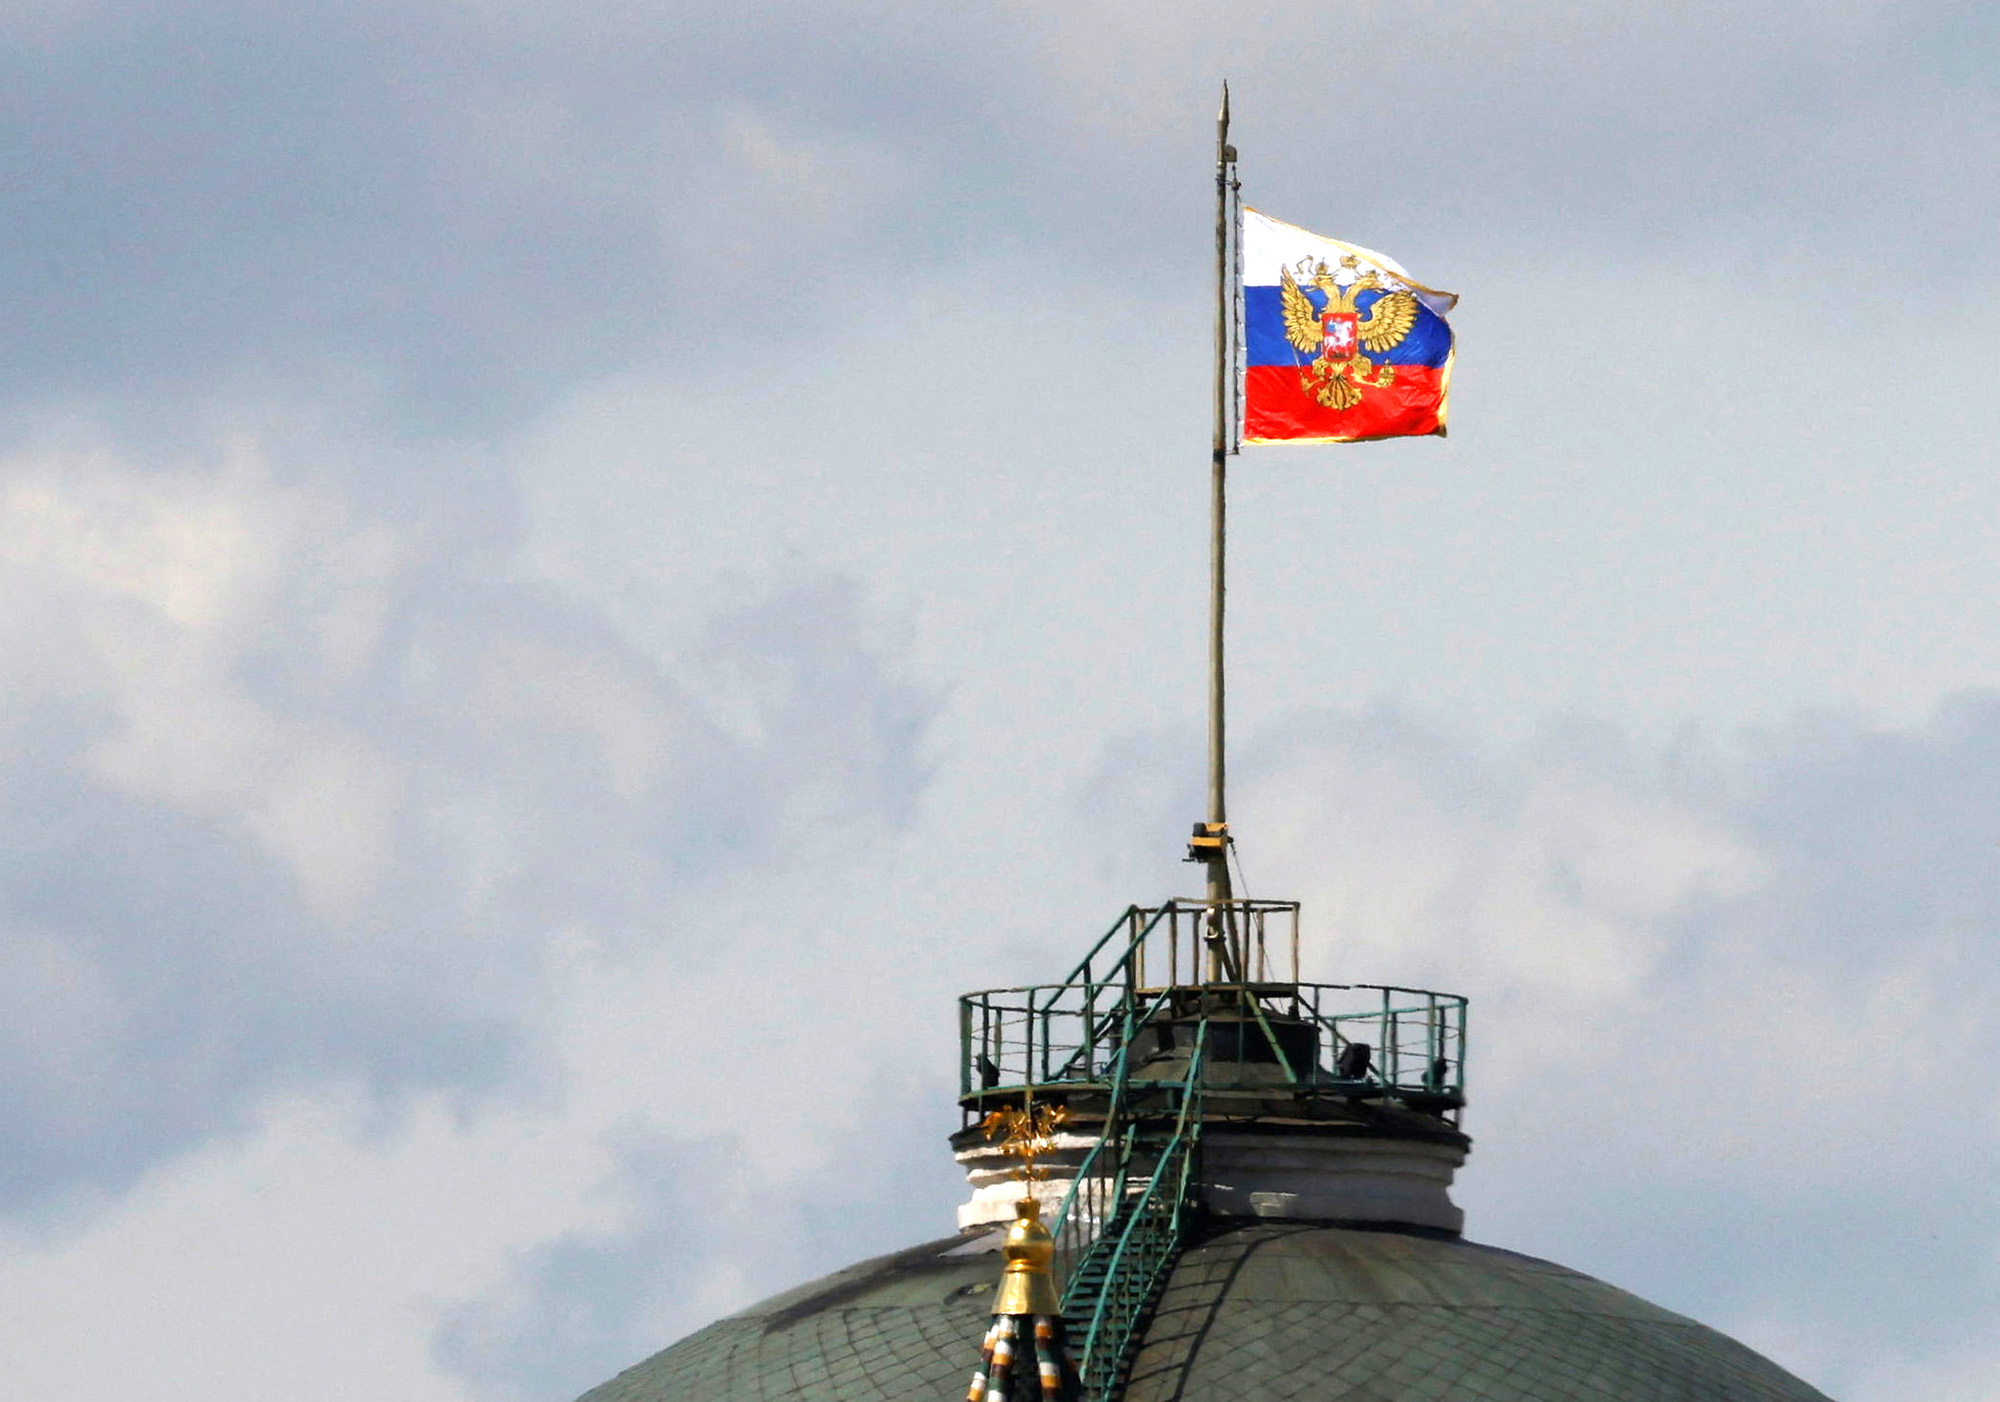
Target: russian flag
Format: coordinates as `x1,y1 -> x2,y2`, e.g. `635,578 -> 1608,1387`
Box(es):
1241,208 -> 1456,445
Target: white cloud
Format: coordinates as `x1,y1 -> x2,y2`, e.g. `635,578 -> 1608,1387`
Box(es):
0,419 -> 935,1226
0,1082 -> 615,1402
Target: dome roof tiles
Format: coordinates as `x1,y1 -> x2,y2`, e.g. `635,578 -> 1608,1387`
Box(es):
1126,1224 -> 1829,1401
574,1222 -> 1833,1402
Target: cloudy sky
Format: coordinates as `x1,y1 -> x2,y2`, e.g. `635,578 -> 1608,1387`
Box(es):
1,2 -> 1996,1398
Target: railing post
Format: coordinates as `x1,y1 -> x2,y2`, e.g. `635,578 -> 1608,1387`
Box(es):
1041,1003 -> 1053,1084
1457,998 -> 1468,1096
1133,906 -> 1145,989
1085,981 -> 1098,1080
1429,996 -> 1442,1088
981,1000 -> 993,1088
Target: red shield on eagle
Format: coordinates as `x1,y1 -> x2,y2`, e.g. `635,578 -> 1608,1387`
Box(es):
1321,310 -> 1359,360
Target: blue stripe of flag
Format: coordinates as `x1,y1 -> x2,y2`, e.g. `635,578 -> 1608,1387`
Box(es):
1243,285 -> 1452,368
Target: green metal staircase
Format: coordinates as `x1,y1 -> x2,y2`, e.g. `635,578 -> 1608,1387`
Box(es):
1056,1037 -> 1205,1400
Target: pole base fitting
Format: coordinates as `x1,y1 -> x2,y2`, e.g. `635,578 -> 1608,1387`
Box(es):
1185,821 -> 1229,863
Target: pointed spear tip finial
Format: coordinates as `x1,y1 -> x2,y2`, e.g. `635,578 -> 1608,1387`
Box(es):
1219,79 -> 1230,124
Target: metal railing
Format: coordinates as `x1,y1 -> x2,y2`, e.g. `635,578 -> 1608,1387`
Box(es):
1065,1038 -> 1204,1400
1057,899 -> 1302,991
1030,993 -> 1205,1402
961,976 -> 1467,1121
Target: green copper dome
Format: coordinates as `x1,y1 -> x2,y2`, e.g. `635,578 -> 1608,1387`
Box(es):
576,900 -> 1831,1401
575,1220 -> 1832,1402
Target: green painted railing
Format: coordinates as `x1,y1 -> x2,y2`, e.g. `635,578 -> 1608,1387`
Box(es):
959,901 -> 1468,1128
1061,1035 -> 1205,1401
960,978 -> 1467,1123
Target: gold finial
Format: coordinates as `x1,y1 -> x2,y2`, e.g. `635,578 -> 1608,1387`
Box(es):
982,1101 -> 1067,1316
980,1101 -> 1068,1185
992,1196 -> 1062,1316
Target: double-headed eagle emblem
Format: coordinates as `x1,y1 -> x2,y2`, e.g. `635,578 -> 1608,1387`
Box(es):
1278,254 -> 1421,411
982,1101 -> 1067,1184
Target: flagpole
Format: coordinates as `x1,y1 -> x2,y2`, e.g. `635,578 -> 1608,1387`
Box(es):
1206,84 -> 1236,920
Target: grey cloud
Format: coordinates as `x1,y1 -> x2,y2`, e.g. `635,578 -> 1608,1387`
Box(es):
4,2 -> 1993,438
1735,694 -> 2000,965
0,698 -> 514,1211
0,432 -> 935,1221
0,0 -> 1031,432
433,1128 -> 743,1402
434,1069 -> 963,1402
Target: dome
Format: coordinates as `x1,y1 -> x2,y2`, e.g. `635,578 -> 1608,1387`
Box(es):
575,1219 -> 1832,1401
575,898 -> 1833,1401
